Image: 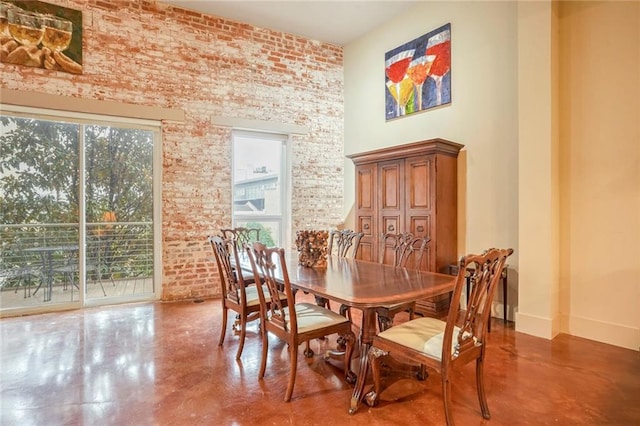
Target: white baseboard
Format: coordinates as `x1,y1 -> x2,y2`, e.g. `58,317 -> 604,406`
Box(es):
568,315 -> 640,351
514,311 -> 639,351
514,311 -> 559,339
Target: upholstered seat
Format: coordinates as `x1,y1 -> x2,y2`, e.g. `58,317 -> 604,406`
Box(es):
244,284 -> 286,308
280,302 -> 352,333
376,316 -> 474,361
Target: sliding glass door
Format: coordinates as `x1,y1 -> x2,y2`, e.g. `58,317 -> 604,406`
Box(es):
0,109 -> 159,314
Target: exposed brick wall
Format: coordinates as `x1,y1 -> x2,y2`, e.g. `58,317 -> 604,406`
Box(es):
1,0 -> 345,301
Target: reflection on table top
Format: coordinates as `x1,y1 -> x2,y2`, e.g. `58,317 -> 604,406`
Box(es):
237,250 -> 456,309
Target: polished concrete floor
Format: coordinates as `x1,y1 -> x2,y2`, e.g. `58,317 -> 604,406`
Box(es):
1,295 -> 639,425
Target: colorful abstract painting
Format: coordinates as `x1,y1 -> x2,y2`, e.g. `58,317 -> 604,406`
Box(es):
1,0 -> 82,74
385,23 -> 451,121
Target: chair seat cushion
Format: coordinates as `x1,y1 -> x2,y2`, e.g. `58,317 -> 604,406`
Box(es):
290,302 -> 350,333
244,285 -> 286,307
377,317 -> 467,361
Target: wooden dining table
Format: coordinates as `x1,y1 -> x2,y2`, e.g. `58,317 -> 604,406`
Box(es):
237,251 -> 456,414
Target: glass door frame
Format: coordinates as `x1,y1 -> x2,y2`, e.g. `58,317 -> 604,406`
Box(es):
0,105 -> 161,315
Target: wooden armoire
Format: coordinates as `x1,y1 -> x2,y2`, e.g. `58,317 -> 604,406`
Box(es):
347,138 -> 464,317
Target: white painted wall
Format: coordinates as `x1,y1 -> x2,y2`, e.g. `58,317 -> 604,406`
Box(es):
344,0 -> 640,350
344,1 -> 519,321
516,0 -> 561,340
558,1 -> 640,350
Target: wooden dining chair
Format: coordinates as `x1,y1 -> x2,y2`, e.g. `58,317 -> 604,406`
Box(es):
376,232 -> 431,331
219,227 -> 261,284
245,241 -> 356,402
209,235 -> 285,360
328,229 -> 364,258
220,227 -> 260,250
365,247 -> 513,425
312,229 -> 365,351
324,229 -> 364,317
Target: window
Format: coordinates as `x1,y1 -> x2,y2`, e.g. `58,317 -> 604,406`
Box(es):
0,106 -> 160,312
231,130 -> 289,248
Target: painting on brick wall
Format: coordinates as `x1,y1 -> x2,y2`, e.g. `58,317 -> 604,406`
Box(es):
385,23 -> 451,121
1,0 -> 82,74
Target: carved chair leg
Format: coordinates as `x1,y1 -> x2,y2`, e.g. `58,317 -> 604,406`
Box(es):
285,343 -> 298,402
258,324 -> 269,380
377,314 -> 393,332
218,305 -> 228,346
336,334 -> 347,352
339,304 -> 352,321
476,357 -> 490,419
364,346 -> 387,407
442,373 -> 454,426
314,295 -> 330,308
235,313 -> 247,360
336,305 -> 353,351
232,313 -> 241,334
304,341 -> 314,358
313,296 -> 329,341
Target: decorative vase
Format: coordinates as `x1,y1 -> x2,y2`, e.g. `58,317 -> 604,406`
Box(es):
295,230 -> 328,268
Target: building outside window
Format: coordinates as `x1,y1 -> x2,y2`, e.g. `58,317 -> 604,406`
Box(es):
231,130 -> 289,248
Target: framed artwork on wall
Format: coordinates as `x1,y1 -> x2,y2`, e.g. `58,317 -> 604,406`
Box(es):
1,0 -> 82,74
385,23 -> 451,121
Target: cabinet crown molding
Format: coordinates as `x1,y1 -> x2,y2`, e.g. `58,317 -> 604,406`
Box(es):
347,138 -> 464,165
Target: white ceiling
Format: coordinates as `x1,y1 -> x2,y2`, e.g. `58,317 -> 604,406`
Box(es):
162,0 -> 417,46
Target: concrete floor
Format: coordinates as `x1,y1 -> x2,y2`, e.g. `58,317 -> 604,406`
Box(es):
1,294 -> 638,425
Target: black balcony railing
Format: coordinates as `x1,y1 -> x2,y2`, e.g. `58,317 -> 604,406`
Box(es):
0,222 -> 153,292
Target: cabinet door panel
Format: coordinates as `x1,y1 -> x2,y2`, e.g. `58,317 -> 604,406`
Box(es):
406,156 -> 432,210
381,215 -> 400,235
357,216 -> 374,262
359,216 -> 373,237
408,215 -> 430,238
357,165 -> 375,210
380,160 -> 402,210
355,164 -> 377,261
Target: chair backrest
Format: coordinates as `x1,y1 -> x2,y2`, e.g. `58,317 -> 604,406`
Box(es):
328,229 -> 364,258
209,235 -> 248,305
442,247 -> 513,367
378,232 -> 430,270
245,241 -> 296,333
220,227 -> 260,250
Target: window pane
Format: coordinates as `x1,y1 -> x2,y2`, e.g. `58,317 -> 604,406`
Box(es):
0,115 -> 80,305
233,136 -> 282,215
232,132 -> 287,247
0,116 -> 79,225
84,125 -> 155,300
